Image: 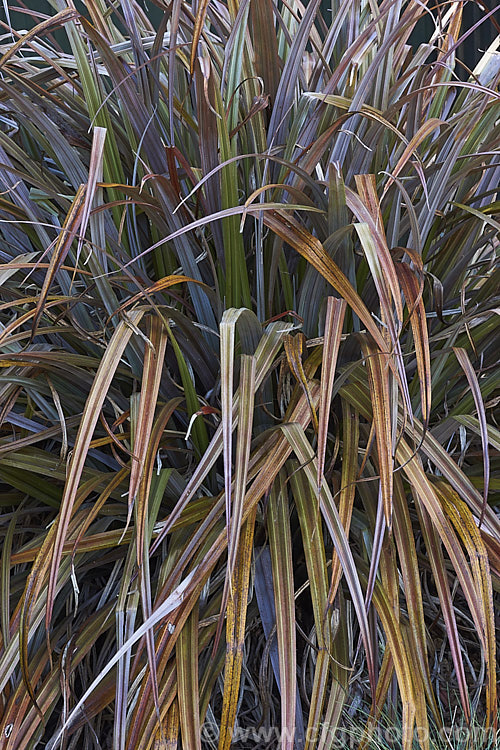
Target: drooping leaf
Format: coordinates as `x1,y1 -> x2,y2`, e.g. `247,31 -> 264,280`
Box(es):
317,298 -> 346,490
31,184 -> 87,339
453,347 -> 490,524
45,310 -> 144,631
360,334 -> 394,530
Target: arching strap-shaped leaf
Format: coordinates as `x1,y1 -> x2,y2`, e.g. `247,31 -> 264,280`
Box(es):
262,208 -> 388,355
45,573 -> 196,750
45,310 -> 144,632
354,175 -> 403,325
112,275 -> 208,317
360,335 -> 394,531
317,298 -> 346,490
284,332 -> 318,433
0,8 -> 78,67
268,472 -> 297,750
31,184 -> 86,340
435,481 -> 497,728
397,262 -> 431,429
151,321 -> 292,552
280,422 -> 376,694
177,608 -> 201,750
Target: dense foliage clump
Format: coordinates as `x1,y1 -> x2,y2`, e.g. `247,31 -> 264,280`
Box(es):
0,0 -> 498,748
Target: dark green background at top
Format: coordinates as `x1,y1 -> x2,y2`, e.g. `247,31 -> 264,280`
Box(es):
2,0 -> 499,75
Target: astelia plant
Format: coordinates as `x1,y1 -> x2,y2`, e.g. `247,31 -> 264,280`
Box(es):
0,0 -> 498,748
